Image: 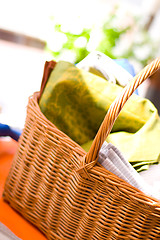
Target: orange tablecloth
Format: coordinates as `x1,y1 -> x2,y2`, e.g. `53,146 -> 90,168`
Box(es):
0,138 -> 47,240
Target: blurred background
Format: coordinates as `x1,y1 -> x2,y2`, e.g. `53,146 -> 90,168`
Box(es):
0,0 -> 160,130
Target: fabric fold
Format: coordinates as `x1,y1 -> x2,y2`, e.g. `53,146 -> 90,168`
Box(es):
98,142 -> 157,199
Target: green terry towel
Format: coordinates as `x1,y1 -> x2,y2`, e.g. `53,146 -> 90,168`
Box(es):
39,61 -> 160,172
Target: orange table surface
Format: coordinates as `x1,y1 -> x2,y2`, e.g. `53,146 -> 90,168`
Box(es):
0,138 -> 47,240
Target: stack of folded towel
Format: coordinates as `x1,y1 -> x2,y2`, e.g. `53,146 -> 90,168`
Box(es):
38,53 -> 160,199
39,58 -> 160,172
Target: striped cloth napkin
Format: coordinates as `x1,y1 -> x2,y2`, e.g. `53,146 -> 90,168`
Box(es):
98,142 -> 159,200
0,222 -> 21,240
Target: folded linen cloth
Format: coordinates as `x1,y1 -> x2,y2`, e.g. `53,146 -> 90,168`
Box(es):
0,222 -> 21,240
98,142 -> 158,199
139,164 -> 160,199
107,109 -> 160,172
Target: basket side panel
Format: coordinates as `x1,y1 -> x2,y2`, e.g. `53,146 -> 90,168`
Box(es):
3,94 -> 160,240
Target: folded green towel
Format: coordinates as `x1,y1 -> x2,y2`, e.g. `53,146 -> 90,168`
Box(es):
82,111 -> 160,172
39,61 -> 160,171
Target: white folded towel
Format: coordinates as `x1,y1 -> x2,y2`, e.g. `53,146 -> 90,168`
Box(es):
77,51 -> 132,86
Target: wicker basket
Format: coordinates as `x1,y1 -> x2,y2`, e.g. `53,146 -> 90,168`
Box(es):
3,58 -> 160,239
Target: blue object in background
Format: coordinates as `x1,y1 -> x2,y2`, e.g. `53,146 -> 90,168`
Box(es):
114,59 -> 136,77
0,123 -> 22,141
114,58 -> 139,95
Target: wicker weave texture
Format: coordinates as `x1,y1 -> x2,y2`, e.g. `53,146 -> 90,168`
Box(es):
3,58 -> 160,240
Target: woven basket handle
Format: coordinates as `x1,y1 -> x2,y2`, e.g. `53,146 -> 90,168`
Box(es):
85,57 -> 160,164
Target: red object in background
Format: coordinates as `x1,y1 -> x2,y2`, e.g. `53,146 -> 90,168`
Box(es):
0,138 -> 47,240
